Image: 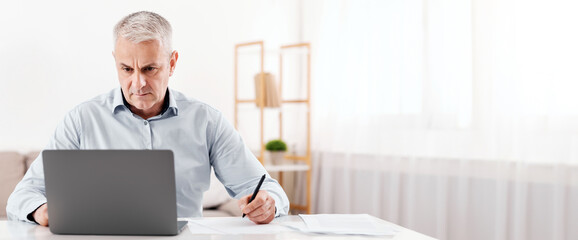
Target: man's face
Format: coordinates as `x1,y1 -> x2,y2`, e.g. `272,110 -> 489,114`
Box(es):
113,37 -> 177,117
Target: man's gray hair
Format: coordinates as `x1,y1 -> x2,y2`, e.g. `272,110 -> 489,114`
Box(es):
113,11 -> 173,56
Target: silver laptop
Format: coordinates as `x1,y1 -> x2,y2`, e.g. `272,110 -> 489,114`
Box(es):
43,150 -> 187,235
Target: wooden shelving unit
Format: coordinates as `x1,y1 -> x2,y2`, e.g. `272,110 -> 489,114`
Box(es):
234,41 -> 312,214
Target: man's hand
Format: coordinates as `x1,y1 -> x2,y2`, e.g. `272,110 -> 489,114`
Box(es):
238,190 -> 275,224
32,203 -> 49,226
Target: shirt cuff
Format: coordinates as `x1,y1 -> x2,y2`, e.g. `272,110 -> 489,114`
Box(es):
26,203 -> 46,224
271,195 -> 287,217
19,197 -> 47,224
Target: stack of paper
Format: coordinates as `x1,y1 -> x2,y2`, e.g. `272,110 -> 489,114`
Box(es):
289,214 -> 399,236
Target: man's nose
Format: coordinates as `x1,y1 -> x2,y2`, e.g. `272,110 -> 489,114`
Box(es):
132,72 -> 147,89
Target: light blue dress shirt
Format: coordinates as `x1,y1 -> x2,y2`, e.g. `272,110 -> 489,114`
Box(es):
6,88 -> 289,222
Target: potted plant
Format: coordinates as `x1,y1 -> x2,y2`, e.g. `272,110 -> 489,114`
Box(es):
265,139 -> 287,165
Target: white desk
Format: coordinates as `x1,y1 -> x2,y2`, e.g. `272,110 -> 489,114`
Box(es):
0,215 -> 437,240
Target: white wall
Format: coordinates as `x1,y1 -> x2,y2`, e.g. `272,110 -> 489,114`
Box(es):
0,0 -> 301,151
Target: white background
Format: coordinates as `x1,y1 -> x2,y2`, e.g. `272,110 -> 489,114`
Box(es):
0,0 -> 301,151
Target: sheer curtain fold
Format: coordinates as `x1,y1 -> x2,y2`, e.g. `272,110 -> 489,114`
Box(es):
306,0 -> 578,240
312,153 -> 578,240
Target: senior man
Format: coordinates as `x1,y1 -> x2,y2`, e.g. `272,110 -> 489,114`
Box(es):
6,11 -> 289,226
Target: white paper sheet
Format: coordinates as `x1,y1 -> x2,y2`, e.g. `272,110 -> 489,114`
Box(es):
186,217 -> 291,235
293,214 -> 399,236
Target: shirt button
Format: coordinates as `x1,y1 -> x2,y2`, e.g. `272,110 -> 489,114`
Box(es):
144,121 -> 148,125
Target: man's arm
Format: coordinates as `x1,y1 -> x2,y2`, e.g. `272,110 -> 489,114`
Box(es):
6,108 -> 81,224
6,156 -> 49,224
207,112 -> 290,223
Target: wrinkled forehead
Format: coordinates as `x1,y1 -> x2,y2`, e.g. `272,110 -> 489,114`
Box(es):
114,38 -> 169,63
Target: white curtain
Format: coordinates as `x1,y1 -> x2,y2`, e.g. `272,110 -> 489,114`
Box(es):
304,0 -> 578,240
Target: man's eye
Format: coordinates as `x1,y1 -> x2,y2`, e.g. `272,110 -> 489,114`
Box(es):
122,67 -> 133,72
144,67 -> 156,72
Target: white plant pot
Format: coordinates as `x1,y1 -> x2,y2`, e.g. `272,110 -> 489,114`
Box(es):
268,151 -> 285,165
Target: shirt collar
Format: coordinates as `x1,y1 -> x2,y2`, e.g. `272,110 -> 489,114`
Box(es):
112,88 -> 179,117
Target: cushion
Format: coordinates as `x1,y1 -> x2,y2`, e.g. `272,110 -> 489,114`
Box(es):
216,197 -> 243,216
202,169 -> 232,209
0,152 -> 26,219
25,151 -> 41,169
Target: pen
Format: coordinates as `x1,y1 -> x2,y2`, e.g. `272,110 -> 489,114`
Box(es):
242,174 -> 266,218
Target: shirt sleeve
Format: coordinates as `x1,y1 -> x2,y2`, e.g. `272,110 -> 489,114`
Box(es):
207,111 -> 290,217
6,108 -> 81,223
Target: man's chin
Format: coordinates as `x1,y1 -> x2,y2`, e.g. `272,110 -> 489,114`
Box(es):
134,105 -> 153,111
129,101 -> 154,111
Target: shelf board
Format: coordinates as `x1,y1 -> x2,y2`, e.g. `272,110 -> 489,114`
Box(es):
236,48 -> 310,55
284,155 -> 309,161
236,48 -> 281,55
290,204 -> 309,211
236,99 -> 308,104
236,99 -> 257,103
282,100 -> 309,104
264,164 -> 310,172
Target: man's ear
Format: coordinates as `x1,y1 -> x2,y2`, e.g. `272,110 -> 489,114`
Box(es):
169,50 -> 179,77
